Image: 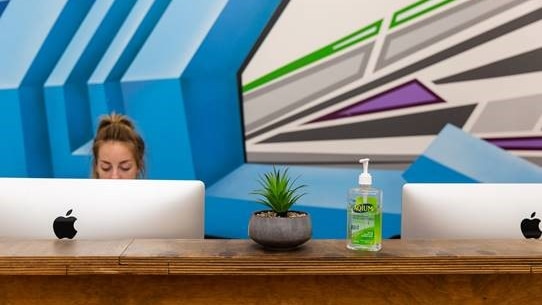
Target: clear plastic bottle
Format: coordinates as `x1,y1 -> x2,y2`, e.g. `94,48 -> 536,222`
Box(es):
346,158 -> 382,251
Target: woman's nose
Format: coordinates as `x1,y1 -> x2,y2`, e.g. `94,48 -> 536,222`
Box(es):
111,169 -> 120,179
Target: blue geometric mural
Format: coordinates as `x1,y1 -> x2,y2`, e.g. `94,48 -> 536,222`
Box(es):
403,125 -> 542,183
45,0 -> 138,177
0,0 -> 282,184
0,0 -> 95,177
1,0 -> 541,240
0,1 -> 8,17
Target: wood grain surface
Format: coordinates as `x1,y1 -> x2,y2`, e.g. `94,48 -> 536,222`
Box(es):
1,239 -> 542,304
0,239 -> 132,275
121,239 -> 542,275
0,274 -> 540,305
1,239 -> 542,275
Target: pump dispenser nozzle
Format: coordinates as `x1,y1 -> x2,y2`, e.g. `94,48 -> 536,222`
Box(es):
358,158 -> 372,186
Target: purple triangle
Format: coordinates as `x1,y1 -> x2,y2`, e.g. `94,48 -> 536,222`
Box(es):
485,137 -> 542,150
310,80 -> 444,123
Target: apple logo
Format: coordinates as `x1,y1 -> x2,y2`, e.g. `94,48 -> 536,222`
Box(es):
53,209 -> 77,239
520,212 -> 542,239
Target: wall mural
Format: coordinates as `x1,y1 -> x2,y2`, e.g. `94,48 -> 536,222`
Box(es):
0,0 -> 281,181
242,0 -> 542,166
0,0 -> 540,239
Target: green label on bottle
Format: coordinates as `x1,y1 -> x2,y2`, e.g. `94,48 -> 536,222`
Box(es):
350,196 -> 381,245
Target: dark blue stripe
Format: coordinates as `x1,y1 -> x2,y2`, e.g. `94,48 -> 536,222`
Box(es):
0,1 -> 9,17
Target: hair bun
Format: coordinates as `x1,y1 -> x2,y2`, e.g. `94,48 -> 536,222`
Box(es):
97,113 -> 134,132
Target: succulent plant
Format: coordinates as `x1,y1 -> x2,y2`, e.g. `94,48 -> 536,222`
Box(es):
251,166 -> 307,217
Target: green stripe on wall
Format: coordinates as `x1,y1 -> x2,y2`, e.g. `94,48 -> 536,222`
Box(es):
243,20 -> 382,93
390,0 -> 456,29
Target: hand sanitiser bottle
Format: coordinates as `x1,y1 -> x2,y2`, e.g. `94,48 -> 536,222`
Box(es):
347,158 -> 382,251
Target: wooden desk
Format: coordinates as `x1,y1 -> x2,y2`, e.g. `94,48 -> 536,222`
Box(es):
1,239 -> 542,304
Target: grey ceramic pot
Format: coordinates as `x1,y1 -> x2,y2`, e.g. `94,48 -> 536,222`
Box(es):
248,210 -> 312,250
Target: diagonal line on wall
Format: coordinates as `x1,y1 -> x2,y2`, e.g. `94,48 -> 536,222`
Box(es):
434,47 -> 542,83
243,43 -> 374,133
390,0 -> 456,29
377,0 -> 525,71
0,1 -> 8,17
242,20 -> 381,93
485,137 -> 542,150
258,104 -> 475,143
245,6 -> 542,140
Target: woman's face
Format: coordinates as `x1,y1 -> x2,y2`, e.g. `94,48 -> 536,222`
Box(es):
96,141 -> 138,179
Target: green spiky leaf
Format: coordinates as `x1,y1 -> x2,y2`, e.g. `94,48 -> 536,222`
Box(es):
250,166 -> 307,217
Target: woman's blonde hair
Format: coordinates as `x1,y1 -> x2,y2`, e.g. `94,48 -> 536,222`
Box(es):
91,113 -> 145,178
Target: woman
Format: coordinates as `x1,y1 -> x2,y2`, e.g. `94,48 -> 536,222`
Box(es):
91,113 -> 145,179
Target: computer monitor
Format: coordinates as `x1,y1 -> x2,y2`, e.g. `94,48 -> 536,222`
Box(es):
401,183 -> 542,240
0,178 -> 204,239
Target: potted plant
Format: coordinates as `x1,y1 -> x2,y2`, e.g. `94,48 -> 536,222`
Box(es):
248,166 -> 312,250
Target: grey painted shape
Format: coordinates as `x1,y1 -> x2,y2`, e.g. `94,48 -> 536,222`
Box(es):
525,156 -> 542,166
246,7 -> 542,140
247,152 -> 415,164
376,0 -> 525,70
259,104 -> 475,143
471,95 -> 542,133
243,43 -> 374,133
434,47 -> 542,83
